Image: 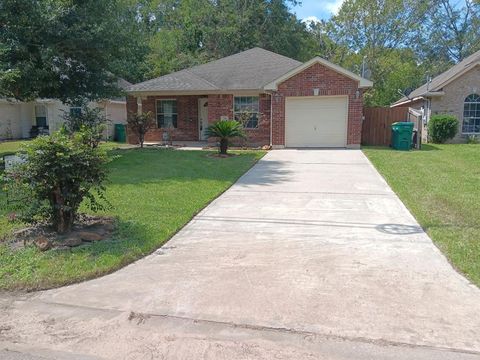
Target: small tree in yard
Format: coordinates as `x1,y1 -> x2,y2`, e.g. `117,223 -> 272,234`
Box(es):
207,120 -> 245,155
127,112 -> 155,148
62,104 -> 109,148
428,114 -> 459,143
3,132 -> 109,234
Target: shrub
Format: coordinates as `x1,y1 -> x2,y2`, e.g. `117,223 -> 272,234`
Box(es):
127,112 -> 155,148
2,132 -> 110,234
207,120 -> 245,155
467,135 -> 479,144
428,114 -> 459,143
62,105 -> 109,148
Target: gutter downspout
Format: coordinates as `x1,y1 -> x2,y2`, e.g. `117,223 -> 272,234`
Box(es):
269,92 -> 273,147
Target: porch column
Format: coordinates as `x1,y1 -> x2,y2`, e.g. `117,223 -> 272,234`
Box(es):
137,97 -> 143,115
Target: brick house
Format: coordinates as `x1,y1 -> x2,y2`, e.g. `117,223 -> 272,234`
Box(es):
392,49 -> 480,143
127,48 -> 372,148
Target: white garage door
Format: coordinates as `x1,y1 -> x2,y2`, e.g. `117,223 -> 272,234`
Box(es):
285,96 -> 348,147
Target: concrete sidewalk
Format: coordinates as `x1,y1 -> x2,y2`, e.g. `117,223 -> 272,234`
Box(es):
1,149 -> 479,359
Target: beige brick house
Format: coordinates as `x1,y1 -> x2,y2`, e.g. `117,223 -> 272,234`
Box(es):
392,50 -> 480,142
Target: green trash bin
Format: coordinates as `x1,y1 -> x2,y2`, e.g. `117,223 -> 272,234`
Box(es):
114,124 -> 126,143
391,122 -> 414,150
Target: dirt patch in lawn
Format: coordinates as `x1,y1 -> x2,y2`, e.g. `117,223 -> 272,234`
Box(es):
2,214 -> 116,252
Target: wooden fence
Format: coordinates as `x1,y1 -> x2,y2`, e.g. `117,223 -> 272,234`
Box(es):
361,107 -> 410,146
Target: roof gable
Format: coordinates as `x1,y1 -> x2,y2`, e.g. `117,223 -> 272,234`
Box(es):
264,57 -> 373,90
393,49 -> 480,105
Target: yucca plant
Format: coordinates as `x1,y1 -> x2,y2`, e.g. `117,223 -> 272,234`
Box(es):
207,120 -> 246,155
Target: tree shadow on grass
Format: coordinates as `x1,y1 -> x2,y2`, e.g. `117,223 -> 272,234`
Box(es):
420,144 -> 442,151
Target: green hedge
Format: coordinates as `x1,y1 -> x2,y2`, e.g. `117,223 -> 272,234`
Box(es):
428,114 -> 458,143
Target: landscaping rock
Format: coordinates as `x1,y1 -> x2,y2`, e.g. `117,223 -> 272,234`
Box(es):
77,231 -> 103,242
34,236 -> 52,251
63,236 -> 83,247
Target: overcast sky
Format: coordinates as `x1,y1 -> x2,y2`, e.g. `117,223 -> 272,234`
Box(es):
292,0 -> 345,22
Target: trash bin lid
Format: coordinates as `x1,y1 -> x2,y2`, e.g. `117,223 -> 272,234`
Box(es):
392,122 -> 414,128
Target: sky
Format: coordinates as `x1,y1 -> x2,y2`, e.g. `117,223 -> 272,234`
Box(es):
292,0 -> 345,22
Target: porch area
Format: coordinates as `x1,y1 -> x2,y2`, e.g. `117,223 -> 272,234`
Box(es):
126,94 -> 271,146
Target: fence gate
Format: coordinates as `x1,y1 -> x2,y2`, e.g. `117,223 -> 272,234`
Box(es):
362,107 -> 410,146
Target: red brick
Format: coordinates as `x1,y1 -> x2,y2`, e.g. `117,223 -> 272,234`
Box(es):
272,62 -> 363,147
126,63 -> 365,147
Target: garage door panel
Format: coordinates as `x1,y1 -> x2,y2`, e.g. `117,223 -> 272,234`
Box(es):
285,97 -> 348,148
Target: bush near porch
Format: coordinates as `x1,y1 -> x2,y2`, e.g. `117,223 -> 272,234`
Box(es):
363,144 -> 480,287
0,147 -> 265,290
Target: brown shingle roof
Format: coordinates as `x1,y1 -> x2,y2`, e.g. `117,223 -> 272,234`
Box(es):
129,48 -> 302,92
393,49 -> 480,105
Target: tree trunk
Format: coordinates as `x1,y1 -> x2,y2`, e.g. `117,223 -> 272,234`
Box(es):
54,208 -> 75,234
51,187 -> 75,234
139,132 -> 144,148
219,138 -> 228,155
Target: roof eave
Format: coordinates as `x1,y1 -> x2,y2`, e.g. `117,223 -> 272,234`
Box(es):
391,91 -> 445,107
127,89 -> 266,96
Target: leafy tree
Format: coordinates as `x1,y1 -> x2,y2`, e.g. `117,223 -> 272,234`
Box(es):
0,0 -> 146,102
426,0 -> 480,63
207,120 -> 245,155
3,133 -> 110,234
62,105 -> 110,148
323,0 -> 431,105
144,0 -> 312,76
127,112 -> 155,148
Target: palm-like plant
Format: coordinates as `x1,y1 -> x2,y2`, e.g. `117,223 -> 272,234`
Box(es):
206,120 -> 246,155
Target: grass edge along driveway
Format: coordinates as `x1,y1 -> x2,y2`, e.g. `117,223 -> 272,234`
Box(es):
0,147 -> 265,291
363,144 -> 480,287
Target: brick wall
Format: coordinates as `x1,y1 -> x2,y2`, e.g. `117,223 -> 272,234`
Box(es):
271,62 -> 363,147
207,94 -> 271,147
431,66 -> 480,143
126,95 -> 200,143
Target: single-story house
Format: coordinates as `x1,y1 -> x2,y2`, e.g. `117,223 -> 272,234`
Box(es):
0,78 -> 131,141
392,49 -> 480,142
127,47 -> 373,148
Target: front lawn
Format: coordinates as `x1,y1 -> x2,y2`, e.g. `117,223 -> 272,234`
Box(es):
363,144 -> 480,286
0,148 -> 265,290
0,140 -> 28,158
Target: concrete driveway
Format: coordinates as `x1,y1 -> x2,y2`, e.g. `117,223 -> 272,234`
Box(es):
1,150 -> 480,359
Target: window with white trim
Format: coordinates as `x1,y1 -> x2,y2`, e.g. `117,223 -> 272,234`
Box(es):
463,94 -> 480,133
234,96 -> 259,129
156,100 -> 177,128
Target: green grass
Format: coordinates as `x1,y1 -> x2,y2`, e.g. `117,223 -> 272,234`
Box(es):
0,148 -> 265,290
0,140 -> 28,158
363,144 -> 480,286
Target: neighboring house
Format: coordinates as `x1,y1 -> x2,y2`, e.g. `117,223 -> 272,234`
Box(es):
127,48 -> 372,148
0,78 -> 131,141
392,49 -> 480,142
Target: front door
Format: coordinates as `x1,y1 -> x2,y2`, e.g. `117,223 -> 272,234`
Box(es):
198,98 -> 209,140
